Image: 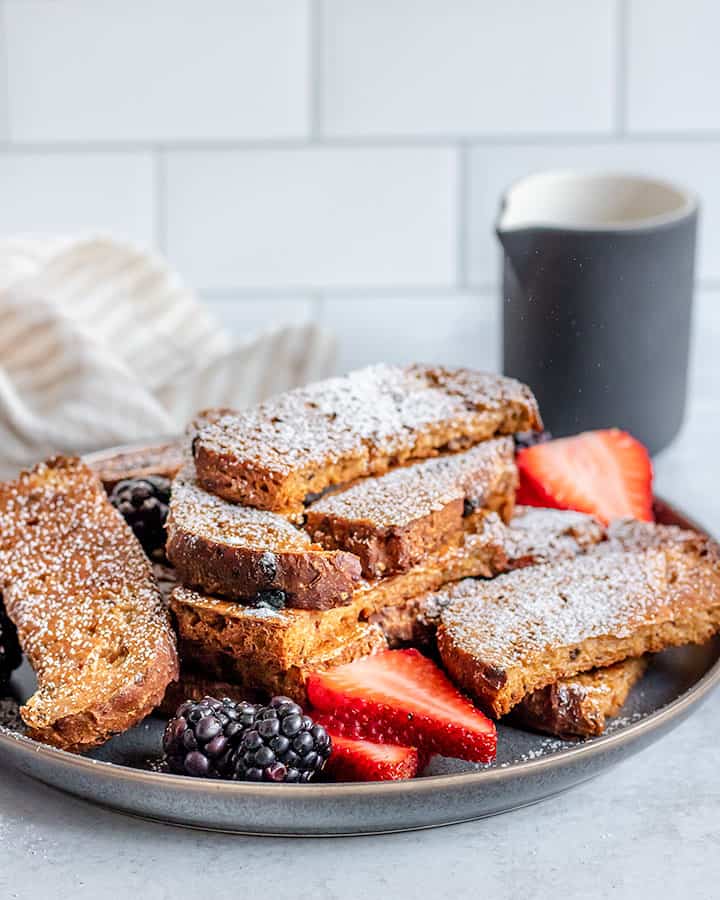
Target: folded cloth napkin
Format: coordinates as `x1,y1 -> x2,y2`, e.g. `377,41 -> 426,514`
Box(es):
0,237 -> 336,479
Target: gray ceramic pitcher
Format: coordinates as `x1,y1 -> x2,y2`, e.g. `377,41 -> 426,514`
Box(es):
497,171 -> 698,455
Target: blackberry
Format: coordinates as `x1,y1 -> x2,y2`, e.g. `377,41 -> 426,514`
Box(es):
229,696 -> 332,783
162,696 -> 257,778
514,430 -> 553,452
255,589 -> 286,610
110,476 -> 172,553
0,600 -> 22,686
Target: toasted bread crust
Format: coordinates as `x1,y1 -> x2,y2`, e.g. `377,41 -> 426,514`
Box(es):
0,458 -> 179,751
514,657 -> 648,738
169,508 -> 607,692
169,512 -> 512,675
437,527 -> 720,717
175,624 -> 387,705
504,506 -> 606,569
373,507 -> 606,649
29,630 -> 178,751
193,364 -> 540,514
166,468 -> 362,610
85,441 -> 184,489
305,439 -> 517,577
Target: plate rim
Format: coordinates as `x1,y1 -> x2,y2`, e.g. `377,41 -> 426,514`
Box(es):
1,480 -> 718,801
1,636 -> 718,800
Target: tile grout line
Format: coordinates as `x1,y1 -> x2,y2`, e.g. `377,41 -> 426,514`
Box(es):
200,280 -> 720,301
615,0 -> 629,137
5,133 -> 720,156
201,285 -> 470,301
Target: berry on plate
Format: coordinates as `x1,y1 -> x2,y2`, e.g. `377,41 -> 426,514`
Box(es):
110,475 -> 172,554
229,696 -> 332,783
162,695 -> 257,779
516,428 -> 653,525
0,600 -> 22,686
162,695 -> 332,783
307,649 -> 497,764
322,732 -> 420,782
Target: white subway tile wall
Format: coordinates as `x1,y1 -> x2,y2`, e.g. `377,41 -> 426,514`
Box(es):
165,147 -> 457,290
4,0 -> 311,141
627,0 -> 720,133
319,293 -> 498,373
0,0 -> 718,372
204,296 -> 315,337
320,0 -> 617,138
0,152 -> 155,244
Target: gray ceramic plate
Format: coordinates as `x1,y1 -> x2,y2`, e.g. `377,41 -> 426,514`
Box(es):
0,488 -> 717,836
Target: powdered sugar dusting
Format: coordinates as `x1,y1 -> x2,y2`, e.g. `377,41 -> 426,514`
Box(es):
307,438 -> 515,528
0,458 -> 176,731
439,550 -> 670,669
505,506 -> 605,566
169,465 -> 310,551
197,364 -> 537,480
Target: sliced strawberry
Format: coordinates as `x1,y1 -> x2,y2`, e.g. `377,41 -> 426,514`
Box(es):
324,732 -> 420,782
515,477 -> 547,507
516,429 -> 653,525
306,649 -> 497,763
315,710 -> 432,773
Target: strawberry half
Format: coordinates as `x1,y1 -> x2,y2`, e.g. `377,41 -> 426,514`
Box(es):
516,477 -> 548,508
307,649 -> 497,763
516,428 -> 653,525
323,732 -> 420,782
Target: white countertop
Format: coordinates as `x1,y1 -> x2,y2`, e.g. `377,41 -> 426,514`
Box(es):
1,323 -> 719,900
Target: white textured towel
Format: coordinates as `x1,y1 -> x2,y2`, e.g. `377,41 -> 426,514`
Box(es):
0,237 -> 336,479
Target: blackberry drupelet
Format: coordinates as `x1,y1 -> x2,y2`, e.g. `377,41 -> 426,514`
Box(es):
255,589 -> 286,610
110,476 -> 172,553
162,696 -> 257,778
0,600 -> 22,685
514,430 -> 553,452
229,696 -> 332,783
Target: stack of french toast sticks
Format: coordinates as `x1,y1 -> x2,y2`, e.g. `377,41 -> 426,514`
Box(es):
1,363 -> 719,758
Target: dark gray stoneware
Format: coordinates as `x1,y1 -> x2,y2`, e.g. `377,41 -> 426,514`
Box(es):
498,172 -> 698,455
0,495 -> 716,836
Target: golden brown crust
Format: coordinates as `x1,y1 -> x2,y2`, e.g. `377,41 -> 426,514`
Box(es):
169,512 -> 511,675
505,506 -> 606,569
437,527 -> 720,718
193,364 -> 540,514
305,439 -> 517,577
29,630 -> 179,751
372,507 -> 606,649
174,623 -> 387,706
166,467 -> 362,610
514,657 -> 648,738
169,508 -> 606,697
85,441 -> 184,489
0,457 -> 179,752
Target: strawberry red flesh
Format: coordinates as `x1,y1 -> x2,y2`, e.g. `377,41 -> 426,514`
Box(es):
517,428 -> 653,525
516,478 -> 548,508
323,731 -> 420,782
307,649 -> 497,763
